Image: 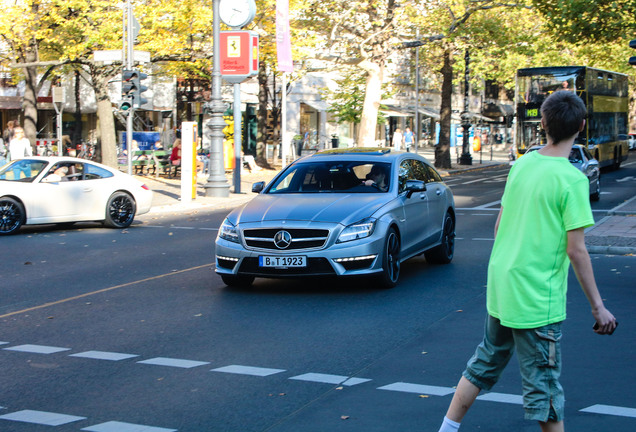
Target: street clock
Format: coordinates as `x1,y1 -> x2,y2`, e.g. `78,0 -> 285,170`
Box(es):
219,0 -> 256,29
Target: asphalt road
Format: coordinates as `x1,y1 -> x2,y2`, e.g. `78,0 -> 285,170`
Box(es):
1,162 -> 634,432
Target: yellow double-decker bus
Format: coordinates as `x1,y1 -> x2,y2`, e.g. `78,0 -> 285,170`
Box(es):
515,66 -> 629,169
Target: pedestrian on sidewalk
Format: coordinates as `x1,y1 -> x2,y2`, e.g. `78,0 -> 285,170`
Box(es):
403,127 -> 414,152
437,90 -> 617,432
392,128 -> 403,151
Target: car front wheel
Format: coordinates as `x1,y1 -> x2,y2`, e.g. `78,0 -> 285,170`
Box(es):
104,192 -> 136,228
0,197 -> 25,235
424,212 -> 455,264
377,227 -> 401,288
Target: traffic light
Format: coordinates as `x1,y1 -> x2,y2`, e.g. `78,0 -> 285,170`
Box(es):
630,39 -> 636,66
120,69 -> 148,110
131,70 -> 148,108
119,69 -> 135,112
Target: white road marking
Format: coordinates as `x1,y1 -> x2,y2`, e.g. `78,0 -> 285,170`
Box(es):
212,365 -> 286,377
477,392 -> 523,404
82,421 -> 177,432
289,373 -> 371,386
137,357 -> 210,369
70,351 -> 139,361
377,382 -> 455,396
0,410 -> 85,426
4,344 -> 71,354
473,238 -> 495,241
580,404 -> 636,418
0,342 -> 8,345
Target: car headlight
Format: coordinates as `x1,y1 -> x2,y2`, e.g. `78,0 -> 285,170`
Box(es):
218,218 -> 239,243
337,218 -> 376,243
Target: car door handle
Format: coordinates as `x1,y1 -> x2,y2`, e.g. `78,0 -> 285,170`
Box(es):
82,187 -> 93,193
436,189 -> 442,196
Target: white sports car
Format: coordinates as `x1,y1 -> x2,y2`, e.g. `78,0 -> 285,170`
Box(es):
0,157 -> 153,235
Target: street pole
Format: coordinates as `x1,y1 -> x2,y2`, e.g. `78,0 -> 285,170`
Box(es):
204,0 -> 230,197
459,49 -> 473,166
233,83 -> 241,193
414,30 -> 420,153
125,0 -> 135,175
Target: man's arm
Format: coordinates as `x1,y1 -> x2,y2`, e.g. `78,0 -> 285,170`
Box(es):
494,207 -> 503,238
566,228 -> 617,334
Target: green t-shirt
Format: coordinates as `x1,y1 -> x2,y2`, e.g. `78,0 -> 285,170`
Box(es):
487,151 -> 594,329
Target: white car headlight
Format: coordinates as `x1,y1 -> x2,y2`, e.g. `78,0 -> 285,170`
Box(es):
218,218 -> 239,243
337,218 -> 376,243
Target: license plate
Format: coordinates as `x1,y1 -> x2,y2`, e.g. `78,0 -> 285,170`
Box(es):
259,255 -> 307,268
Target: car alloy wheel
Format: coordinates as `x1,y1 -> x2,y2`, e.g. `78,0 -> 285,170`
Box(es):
105,192 -> 136,228
378,227 -> 400,288
0,197 -> 25,235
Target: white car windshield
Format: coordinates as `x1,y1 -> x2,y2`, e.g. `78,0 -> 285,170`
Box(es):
268,161 -> 391,194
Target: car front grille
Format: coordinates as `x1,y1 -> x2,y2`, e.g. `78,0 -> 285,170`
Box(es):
243,228 -> 330,251
239,257 -> 335,276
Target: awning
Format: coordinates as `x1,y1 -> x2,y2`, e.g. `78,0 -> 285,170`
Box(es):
302,99 -> 330,112
381,108 -> 411,117
417,107 -> 440,120
482,102 -> 514,118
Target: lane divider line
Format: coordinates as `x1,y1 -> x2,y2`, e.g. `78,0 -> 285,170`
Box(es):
0,263 -> 213,319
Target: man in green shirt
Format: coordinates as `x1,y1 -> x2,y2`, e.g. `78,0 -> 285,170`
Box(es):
437,90 -> 617,432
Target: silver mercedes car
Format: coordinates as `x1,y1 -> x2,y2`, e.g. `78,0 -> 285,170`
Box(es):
215,148 -> 456,288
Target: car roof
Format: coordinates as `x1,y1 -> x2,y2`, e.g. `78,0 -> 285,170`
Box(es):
300,147 -> 420,163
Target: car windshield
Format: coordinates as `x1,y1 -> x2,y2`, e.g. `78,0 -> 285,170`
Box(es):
268,161 -> 392,193
0,159 -> 48,182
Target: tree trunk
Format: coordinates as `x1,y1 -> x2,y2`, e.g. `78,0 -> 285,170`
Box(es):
255,61 -> 269,167
92,72 -> 117,167
22,63 -> 38,153
357,60 -> 383,147
435,48 -> 452,169
73,70 -> 83,146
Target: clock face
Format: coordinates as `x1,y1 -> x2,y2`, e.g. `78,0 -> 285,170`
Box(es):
219,0 -> 256,28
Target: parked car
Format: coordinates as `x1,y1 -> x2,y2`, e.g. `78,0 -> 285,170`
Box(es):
0,157 -> 153,235
628,133 -> 636,151
215,148 -> 456,288
525,144 -> 600,201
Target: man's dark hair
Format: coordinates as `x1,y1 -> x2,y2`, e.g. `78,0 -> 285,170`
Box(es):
540,90 -> 587,144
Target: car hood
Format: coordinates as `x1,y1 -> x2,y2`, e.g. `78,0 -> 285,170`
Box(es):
229,193 -> 393,225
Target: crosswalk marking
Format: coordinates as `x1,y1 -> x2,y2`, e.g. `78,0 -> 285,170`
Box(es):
477,392 -> 523,404
580,404 -> 636,418
0,409 -> 86,426
212,365 -> 286,377
289,373 -> 371,386
82,421 -> 177,432
377,382 -> 455,396
70,351 -> 139,361
4,344 -> 71,354
137,357 -> 210,369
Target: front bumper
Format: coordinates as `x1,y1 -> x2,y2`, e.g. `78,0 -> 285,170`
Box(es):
215,221 -> 389,279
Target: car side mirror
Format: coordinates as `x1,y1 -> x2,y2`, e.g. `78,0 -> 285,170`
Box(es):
252,181 -> 265,193
42,174 -> 62,183
405,179 -> 426,198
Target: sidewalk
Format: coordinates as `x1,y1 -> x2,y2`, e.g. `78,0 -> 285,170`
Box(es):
137,147 -> 636,256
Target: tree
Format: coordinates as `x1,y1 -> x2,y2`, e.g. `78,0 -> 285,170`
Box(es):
304,0 -> 404,146
0,1 -> 53,149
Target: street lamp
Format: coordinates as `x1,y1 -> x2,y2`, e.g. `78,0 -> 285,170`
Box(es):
203,0 -> 231,197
